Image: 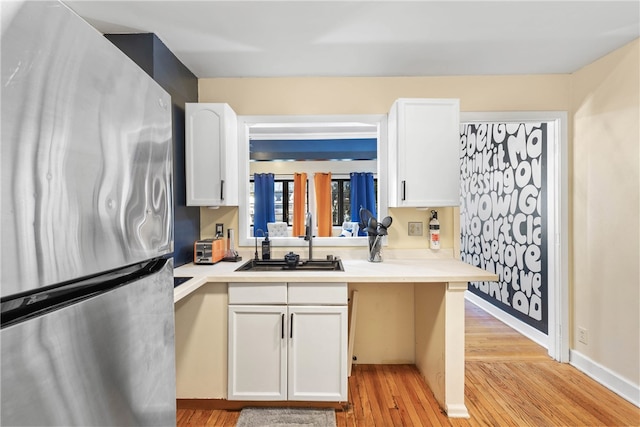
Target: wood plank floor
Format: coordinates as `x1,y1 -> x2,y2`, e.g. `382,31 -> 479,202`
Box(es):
177,300 -> 640,426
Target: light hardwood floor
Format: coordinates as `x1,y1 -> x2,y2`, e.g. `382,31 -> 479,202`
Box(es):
177,300 -> 640,426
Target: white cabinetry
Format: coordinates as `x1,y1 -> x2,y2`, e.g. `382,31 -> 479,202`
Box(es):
228,305 -> 287,400
388,98 -> 460,207
287,305 -> 347,401
185,103 -> 238,206
228,282 -> 348,402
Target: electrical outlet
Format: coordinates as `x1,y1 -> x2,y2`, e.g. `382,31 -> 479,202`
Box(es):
408,222 -> 423,236
578,327 -> 588,345
215,223 -> 224,237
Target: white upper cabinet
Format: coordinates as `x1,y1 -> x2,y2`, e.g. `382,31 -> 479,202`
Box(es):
185,103 -> 238,206
388,98 -> 460,207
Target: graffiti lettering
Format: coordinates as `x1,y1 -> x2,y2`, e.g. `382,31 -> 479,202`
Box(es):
460,122 -> 547,332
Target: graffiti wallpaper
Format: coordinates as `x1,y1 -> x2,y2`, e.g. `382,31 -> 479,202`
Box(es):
460,122 -> 548,334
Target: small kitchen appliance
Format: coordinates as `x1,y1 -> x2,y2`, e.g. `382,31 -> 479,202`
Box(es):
194,238 -> 226,264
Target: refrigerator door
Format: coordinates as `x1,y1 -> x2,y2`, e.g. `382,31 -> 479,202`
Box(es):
1,259 -> 176,426
1,1 -> 173,297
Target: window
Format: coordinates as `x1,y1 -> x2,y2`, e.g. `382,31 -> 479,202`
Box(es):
238,114 -> 388,247
332,179 -> 350,225
250,179 -> 306,226
250,177 -> 376,227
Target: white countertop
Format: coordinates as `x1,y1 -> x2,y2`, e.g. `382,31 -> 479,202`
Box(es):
173,255 -> 498,303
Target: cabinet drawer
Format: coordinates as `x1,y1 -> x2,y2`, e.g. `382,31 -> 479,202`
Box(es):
288,282 -> 347,305
229,282 -> 287,304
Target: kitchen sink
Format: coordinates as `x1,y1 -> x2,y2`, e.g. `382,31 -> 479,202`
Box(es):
235,258 -> 344,272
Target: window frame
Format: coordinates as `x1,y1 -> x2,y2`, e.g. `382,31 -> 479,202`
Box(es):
238,114 -> 388,248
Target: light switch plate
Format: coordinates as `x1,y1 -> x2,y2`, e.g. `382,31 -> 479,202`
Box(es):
408,222 -> 423,236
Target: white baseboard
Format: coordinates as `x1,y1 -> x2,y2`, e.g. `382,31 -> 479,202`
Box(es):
570,349 -> 640,408
465,292 -> 549,350
445,403 -> 470,418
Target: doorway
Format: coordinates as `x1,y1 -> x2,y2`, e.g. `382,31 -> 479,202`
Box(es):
459,112 -> 568,362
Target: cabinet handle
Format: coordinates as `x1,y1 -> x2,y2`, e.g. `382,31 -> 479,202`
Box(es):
290,313 -> 293,339
281,313 -> 285,339
220,180 -> 225,201
401,180 -> 406,201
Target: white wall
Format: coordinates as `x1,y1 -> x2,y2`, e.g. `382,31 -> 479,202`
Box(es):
198,73 -> 571,251
570,39 -> 639,399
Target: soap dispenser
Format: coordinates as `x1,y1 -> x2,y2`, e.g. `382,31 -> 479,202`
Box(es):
261,232 -> 271,260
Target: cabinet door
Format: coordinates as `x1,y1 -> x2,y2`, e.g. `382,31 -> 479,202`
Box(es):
185,103 -> 238,206
389,99 -> 460,207
287,306 -> 348,401
228,305 -> 287,400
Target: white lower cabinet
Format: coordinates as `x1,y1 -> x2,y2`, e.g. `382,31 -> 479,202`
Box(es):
228,282 -> 348,402
228,305 -> 287,400
287,305 -> 347,401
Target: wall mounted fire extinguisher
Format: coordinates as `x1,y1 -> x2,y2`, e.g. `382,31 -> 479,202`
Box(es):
429,210 -> 440,250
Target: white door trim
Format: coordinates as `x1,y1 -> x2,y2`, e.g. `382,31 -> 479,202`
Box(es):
460,111 -> 569,362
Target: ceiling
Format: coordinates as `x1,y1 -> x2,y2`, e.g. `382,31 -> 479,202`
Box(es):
63,1 -> 640,79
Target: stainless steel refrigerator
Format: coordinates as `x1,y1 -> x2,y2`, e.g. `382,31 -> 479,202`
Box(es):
1,1 -> 176,425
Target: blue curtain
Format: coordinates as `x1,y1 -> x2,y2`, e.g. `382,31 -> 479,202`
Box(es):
254,173 -> 275,237
350,172 -> 376,236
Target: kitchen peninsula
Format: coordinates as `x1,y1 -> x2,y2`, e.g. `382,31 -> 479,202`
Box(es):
174,254 -> 497,418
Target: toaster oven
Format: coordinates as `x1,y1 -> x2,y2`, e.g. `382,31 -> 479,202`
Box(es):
194,238 -> 225,264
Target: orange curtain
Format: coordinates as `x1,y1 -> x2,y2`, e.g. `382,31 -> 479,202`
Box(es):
292,173 -> 307,237
314,172 -> 332,237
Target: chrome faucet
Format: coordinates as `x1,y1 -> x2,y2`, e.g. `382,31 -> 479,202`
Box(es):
304,212 -> 313,260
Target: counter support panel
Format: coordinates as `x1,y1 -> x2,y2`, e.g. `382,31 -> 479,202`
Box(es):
414,281 -> 469,418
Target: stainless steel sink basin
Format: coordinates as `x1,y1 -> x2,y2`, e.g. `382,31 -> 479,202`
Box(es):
235,258 -> 344,272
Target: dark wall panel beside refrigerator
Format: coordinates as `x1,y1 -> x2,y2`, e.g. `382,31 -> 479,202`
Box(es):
106,33 -> 200,267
